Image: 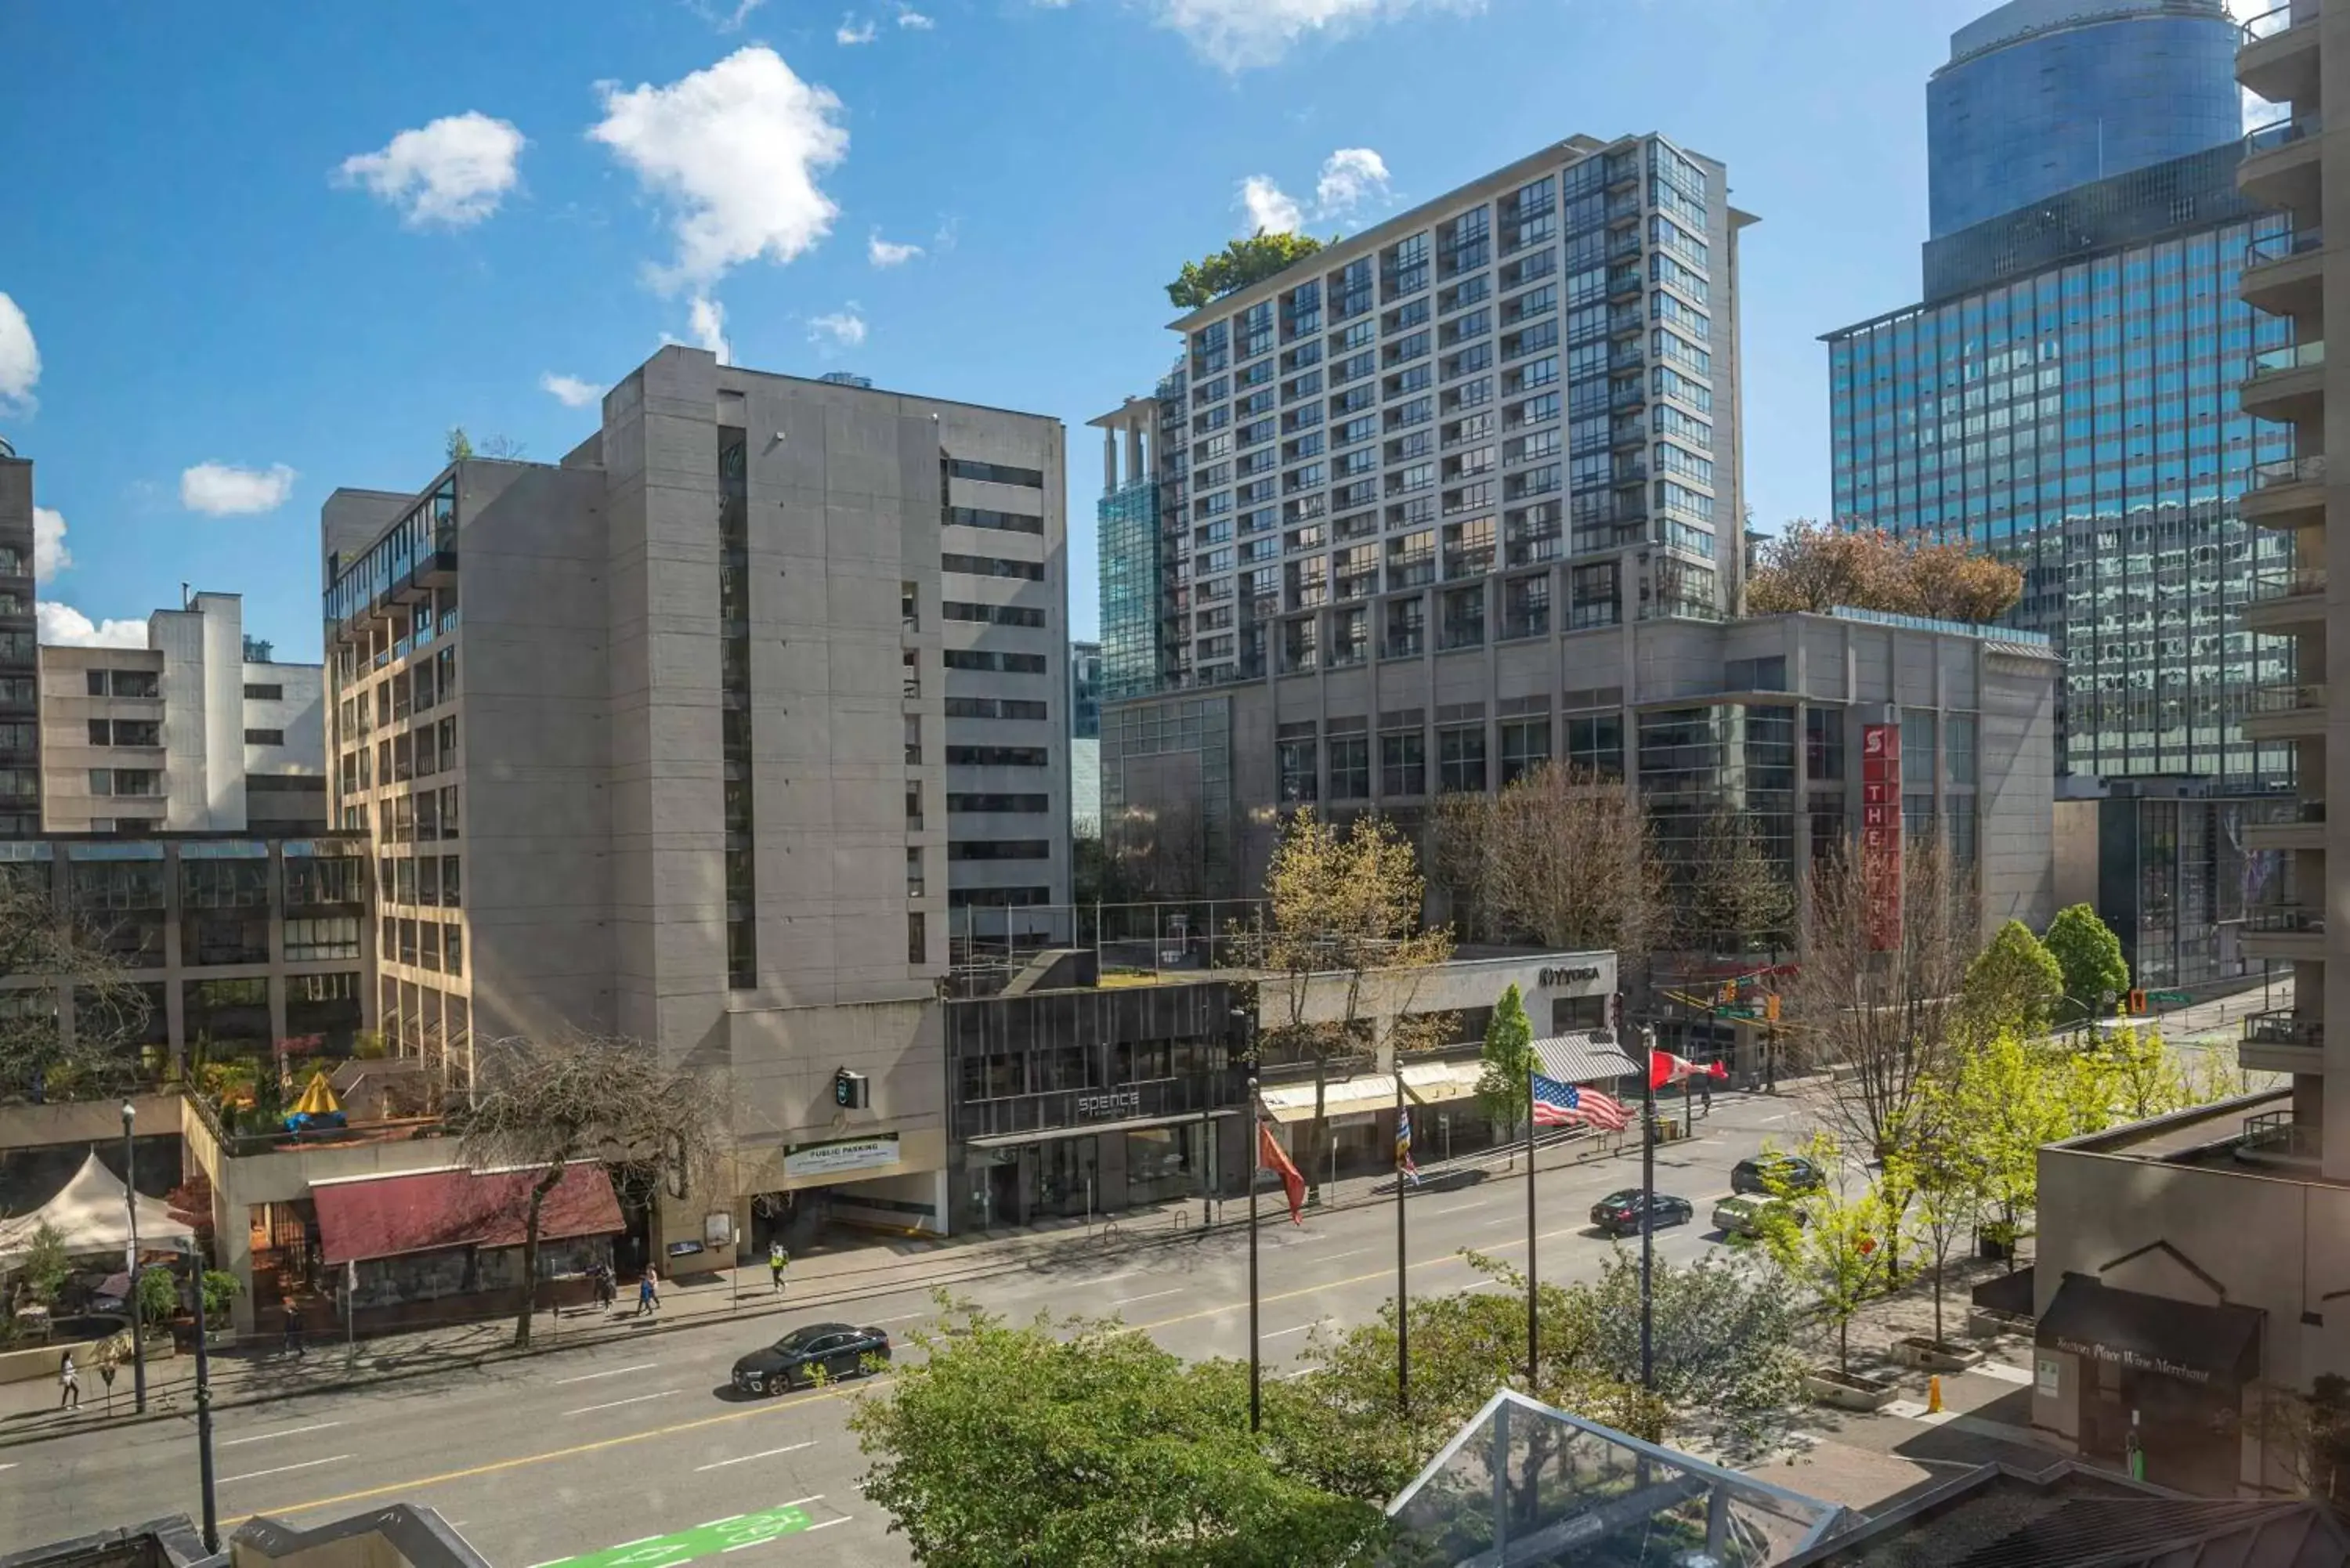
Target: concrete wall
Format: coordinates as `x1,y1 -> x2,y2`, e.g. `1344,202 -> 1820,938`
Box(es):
723,995 -> 945,1190
38,647 -> 168,833
242,661 -> 324,780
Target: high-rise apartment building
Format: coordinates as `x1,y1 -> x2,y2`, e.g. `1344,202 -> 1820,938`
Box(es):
1926,0 -> 2243,239
319,346 -> 1066,1243
40,592 -> 327,834
0,435 -> 44,836
1826,0 -> 2296,990
2019,5 -> 2350,1494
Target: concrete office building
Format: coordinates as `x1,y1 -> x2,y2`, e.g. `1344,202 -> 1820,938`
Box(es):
0,436 -> 44,836
1103,604 -> 2059,941
319,346 -> 1068,1245
40,592 -> 327,835
2020,3 -> 2350,1497
1827,0 -> 2294,992
1925,0 -> 2243,240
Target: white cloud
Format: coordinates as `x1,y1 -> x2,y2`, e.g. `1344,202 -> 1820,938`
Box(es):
1314,146 -> 1389,216
690,294 -> 732,363
896,5 -> 935,26
808,306 -> 866,349
179,461 -> 296,516
38,603 -> 146,649
868,232 -> 924,267
1238,175 -> 1303,235
31,507 -> 67,581
690,0 -> 766,30
836,16 -> 877,42
0,292 -> 38,410
335,111 -> 526,228
1152,0 -> 1477,70
540,373 -> 601,407
591,46 -> 850,290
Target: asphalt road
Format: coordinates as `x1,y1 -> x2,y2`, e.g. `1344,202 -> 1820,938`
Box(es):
2,1091 -> 1809,1568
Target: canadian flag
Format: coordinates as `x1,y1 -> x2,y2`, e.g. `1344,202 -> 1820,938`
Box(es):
1649,1050 -> 1729,1090
1259,1122 -> 1307,1225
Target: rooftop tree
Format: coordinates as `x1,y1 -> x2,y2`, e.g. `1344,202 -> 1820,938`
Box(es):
1166,233 -> 1327,311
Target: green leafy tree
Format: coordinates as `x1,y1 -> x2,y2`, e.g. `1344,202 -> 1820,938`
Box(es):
18,1220 -> 69,1306
1942,1028 -> 2068,1258
1579,1250 -> 1805,1445
2044,903 -> 2128,1024
849,1299 -> 1383,1566
1473,984 -> 1535,1164
1759,1135 -> 1898,1376
135,1265 -> 178,1326
1884,1084 -> 1977,1346
1274,1256 -> 1665,1503
2089,1024 -> 2196,1125
1961,919 -> 2065,1041
1166,232 -> 1325,311
445,426 -> 474,462
200,1269 -> 239,1324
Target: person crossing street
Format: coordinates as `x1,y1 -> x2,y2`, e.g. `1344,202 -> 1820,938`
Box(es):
768,1241 -> 789,1295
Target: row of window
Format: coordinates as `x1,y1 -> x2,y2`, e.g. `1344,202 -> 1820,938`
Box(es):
84,669 -> 161,699
945,457 -> 1047,490
378,853 -> 463,909
941,553 -> 1045,582
381,915 -> 465,977
943,697 -> 1050,721
942,602 -> 1049,628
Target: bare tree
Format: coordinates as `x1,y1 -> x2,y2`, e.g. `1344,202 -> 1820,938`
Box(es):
1788,839 -> 1976,1169
1426,792 -> 1495,941
0,872 -> 154,1103
1106,800 -> 1208,899
1483,764 -> 1668,960
457,1034 -> 725,1346
1673,805 -> 1797,959
1248,812 -> 1452,1197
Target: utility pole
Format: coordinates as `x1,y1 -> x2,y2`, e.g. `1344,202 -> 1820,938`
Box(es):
1247,1075 -> 1261,1433
1638,1026 -> 1657,1391
190,1270 -> 219,1550
1393,1071 -> 1408,1415
123,1101 -> 146,1414
1524,1060 -> 1538,1391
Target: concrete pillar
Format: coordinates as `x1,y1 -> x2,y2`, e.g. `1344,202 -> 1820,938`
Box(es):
1102,428 -> 1119,493
1123,425 -> 1144,489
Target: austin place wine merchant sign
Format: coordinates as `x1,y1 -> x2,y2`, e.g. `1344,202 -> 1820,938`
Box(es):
2053,1336 -> 2213,1386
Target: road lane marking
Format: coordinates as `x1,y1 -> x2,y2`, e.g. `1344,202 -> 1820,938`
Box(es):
221,1422 -> 344,1447
1262,1321 -> 1321,1339
554,1363 -> 657,1386
562,1389 -> 678,1416
695,1443 -> 815,1472
219,1455 -> 352,1486
1314,1248 -> 1374,1263
1108,1288 -> 1182,1306
1431,1200 -> 1484,1214
801,1520 -> 848,1534
700,1516 -> 745,1528
869,1313 -> 926,1324
1277,1364 -> 1322,1379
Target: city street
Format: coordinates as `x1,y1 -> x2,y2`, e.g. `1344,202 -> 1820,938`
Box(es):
0,1090 -> 1809,1568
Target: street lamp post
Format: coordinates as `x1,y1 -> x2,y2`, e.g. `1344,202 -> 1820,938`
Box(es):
123,1100 -> 146,1414
190,1267 -> 219,1549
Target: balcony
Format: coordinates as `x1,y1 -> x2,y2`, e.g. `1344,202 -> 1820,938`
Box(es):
2238,1 -> 2320,112
2242,901 -> 2327,960
2241,1007 -> 2325,1075
2246,798 -> 2328,851
2239,116 -> 2323,221
2244,681 -> 2328,739
2244,566 -> 2328,631
2240,340 -> 2326,425
2241,455 -> 2326,529
2241,228 -> 2326,324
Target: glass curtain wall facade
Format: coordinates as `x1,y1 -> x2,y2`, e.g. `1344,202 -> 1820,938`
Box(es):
1097,480 -> 1161,702
1827,182 -> 2296,790
1926,0 -> 2241,239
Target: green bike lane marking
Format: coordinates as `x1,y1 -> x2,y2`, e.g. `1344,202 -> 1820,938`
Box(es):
528,1499 -> 844,1568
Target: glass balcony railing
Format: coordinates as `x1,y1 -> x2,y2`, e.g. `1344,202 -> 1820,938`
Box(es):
2244,1008 -> 2323,1049
2246,904 -> 2326,934
2251,681 -> 2328,714
2251,454 -> 2328,490
2241,0 -> 2319,45
2252,567 -> 2327,600
2247,341 -> 2326,380
2247,228 -> 2325,269
2245,115 -> 2323,156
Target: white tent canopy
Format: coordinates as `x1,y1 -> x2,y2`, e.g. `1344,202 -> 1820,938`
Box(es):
0,1151 -> 195,1266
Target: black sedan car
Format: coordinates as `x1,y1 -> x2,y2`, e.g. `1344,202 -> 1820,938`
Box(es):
732,1322 -> 892,1396
1589,1190 -> 1695,1237
1730,1152 -> 1826,1197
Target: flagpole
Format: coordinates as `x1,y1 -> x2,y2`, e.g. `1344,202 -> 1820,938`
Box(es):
1639,1024 -> 1656,1392
1524,1060 -> 1538,1391
1394,1071 -> 1408,1415
1248,1074 -> 1262,1433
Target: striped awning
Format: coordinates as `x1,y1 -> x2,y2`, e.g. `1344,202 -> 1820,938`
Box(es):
1258,1075 -> 1399,1123
1400,1060 -> 1486,1105
1533,1031 -> 1641,1084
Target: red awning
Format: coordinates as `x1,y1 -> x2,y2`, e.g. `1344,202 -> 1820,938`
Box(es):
311,1164 -> 624,1266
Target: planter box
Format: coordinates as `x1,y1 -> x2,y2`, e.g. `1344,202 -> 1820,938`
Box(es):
1968,1307 -> 2034,1340
1803,1368 -> 1897,1413
1896,1335 -> 1985,1372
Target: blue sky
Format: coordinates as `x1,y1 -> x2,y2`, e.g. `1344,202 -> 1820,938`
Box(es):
0,0 -> 2220,654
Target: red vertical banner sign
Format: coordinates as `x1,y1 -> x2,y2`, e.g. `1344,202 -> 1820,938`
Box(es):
1860,724 -> 1903,952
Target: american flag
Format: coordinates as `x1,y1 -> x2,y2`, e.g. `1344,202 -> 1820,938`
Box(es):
1531,1071 -> 1629,1132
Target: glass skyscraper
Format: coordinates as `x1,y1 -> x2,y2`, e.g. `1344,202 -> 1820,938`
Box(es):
1927,0 -> 2241,239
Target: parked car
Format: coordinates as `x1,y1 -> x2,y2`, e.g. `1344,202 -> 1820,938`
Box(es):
731,1321 -> 892,1395
1589,1189 -> 1694,1237
1730,1152 -> 1825,1197
1712,1194 -> 1806,1238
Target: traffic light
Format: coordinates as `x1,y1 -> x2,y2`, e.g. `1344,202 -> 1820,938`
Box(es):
833,1068 -> 869,1110
1716,981 -> 1737,1008
2127,990 -> 2148,1017
1763,992 -> 1781,1024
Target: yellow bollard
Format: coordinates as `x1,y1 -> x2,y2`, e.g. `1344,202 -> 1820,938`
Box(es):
1928,1375 -> 1943,1414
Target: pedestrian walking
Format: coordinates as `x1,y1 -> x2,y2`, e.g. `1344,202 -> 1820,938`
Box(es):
768,1242 -> 788,1294
1700,1078 -> 1713,1115
635,1266 -> 660,1317
56,1353 -> 79,1411
284,1302 -> 306,1357
594,1262 -> 615,1311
